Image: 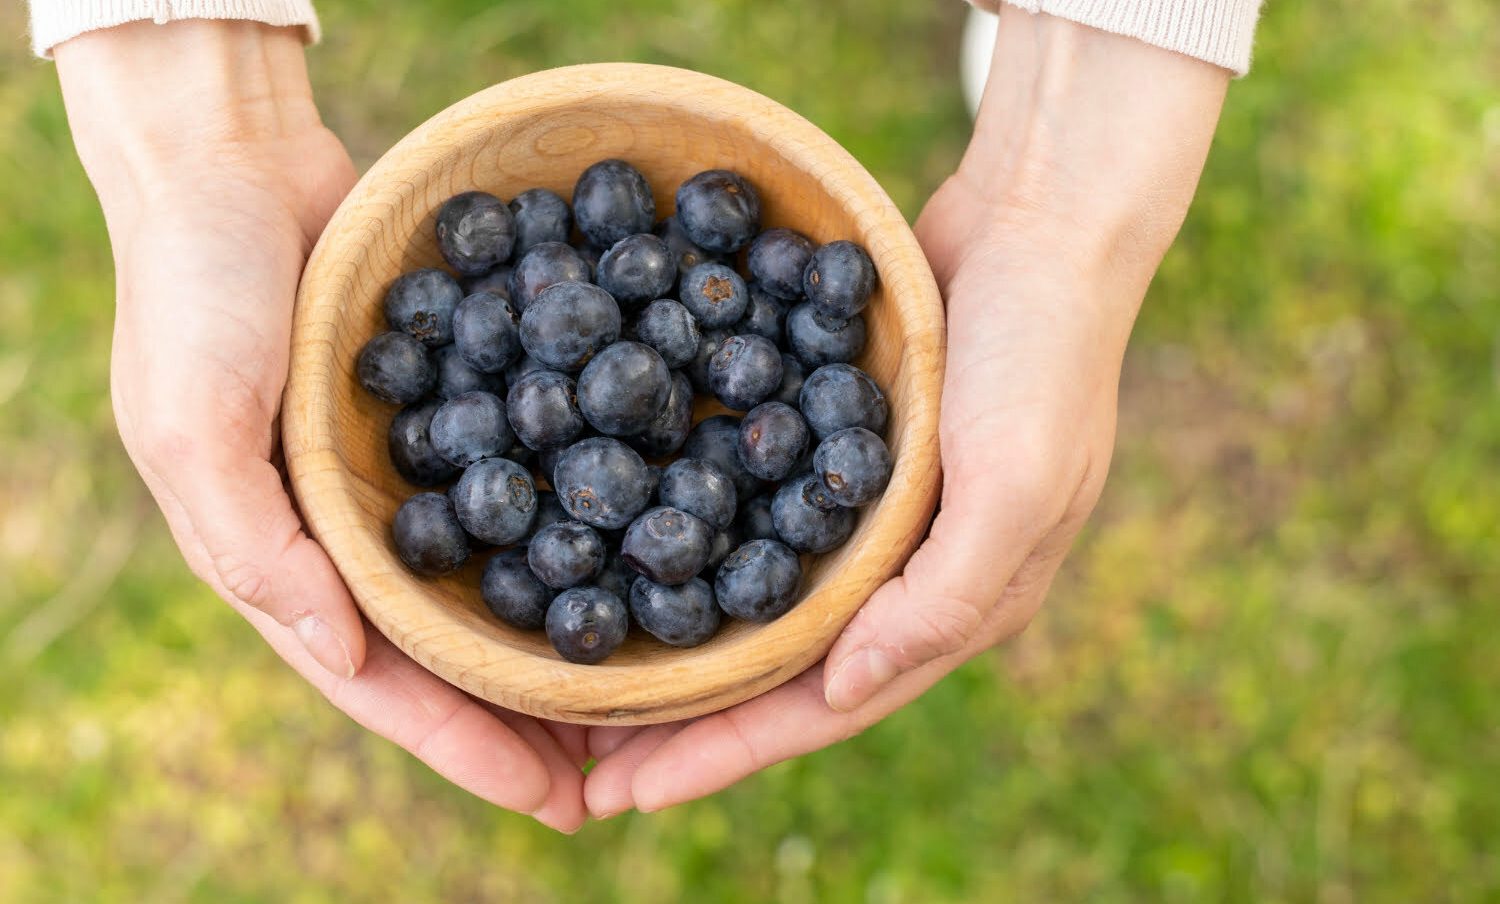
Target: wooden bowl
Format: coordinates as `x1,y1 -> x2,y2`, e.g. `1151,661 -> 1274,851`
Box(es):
283,63 -> 944,725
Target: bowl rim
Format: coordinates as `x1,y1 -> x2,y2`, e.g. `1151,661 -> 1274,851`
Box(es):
284,62 -> 944,725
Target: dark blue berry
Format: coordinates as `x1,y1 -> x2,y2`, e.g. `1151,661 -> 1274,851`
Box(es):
736,493 -> 777,542
504,351 -> 550,387
552,437 -> 654,530
675,170 -> 761,253
508,242 -> 590,313
385,269 -> 463,347
524,489 -> 570,543
461,265 -> 513,299
658,458 -> 737,531
507,369 -> 584,452
774,353 -> 805,406
814,427 -> 892,507
546,586 -> 629,664
393,492 -> 470,576
627,370 -> 694,458
597,233 -> 677,306
735,283 -> 791,342
686,327 -> 731,394
430,390 -> 514,468
799,363 -> 889,440
708,334 -> 783,411
592,548 -> 634,599
630,299 -> 701,369
785,303 -> 867,367
436,191 -> 516,276
573,159 -> 656,248
621,506 -> 714,585
702,525 -> 739,576
509,188 -> 572,256
804,240 -> 876,320
771,473 -> 855,553
679,263 -> 749,329
577,341 -> 671,436
481,548 -> 554,630
683,414 -> 763,502
433,343 -> 505,400
654,215 -> 728,276
748,228 -> 815,299
629,576 -> 720,647
358,331 -> 436,404
389,398 -> 462,487
452,291 -> 521,374
527,520 -> 606,589
451,457 -> 538,545
715,539 -> 802,621
737,401 -> 809,482
519,280 -> 621,372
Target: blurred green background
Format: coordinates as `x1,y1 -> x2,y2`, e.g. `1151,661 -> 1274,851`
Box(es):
1,0 -> 1497,900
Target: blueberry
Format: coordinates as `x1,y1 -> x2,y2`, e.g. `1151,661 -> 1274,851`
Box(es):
384,268 -> 464,347
461,265 -> 513,299
675,170 -> 762,253
393,492 -> 471,576
597,234 -> 677,306
573,159 -> 656,248
627,370 -> 694,458
679,263 -> 749,329
358,331 -> 436,404
629,576 -> 721,647
509,188 -> 572,256
508,242 -> 591,313
524,489 -> 571,542
519,280 -> 621,372
593,548 -> 637,600
814,427 -> 893,507
799,363 -> 889,440
451,457 -> 537,545
526,520 -> 606,589
785,303 -> 867,367
577,341 -> 671,436
630,299 -> 701,369
505,351 -> 550,387
715,539 -> 803,622
433,343 -> 505,400
546,586 -> 629,664
430,391 -> 514,468
481,548 -> 554,630
621,506 -> 714,585
748,228 -> 815,299
702,525 -> 739,576
735,283 -> 791,342
771,473 -> 856,553
552,437 -> 654,530
736,493 -> 777,542
774,353 -> 805,406
685,327 -> 731,394
804,240 -> 876,320
683,414 -> 763,502
505,368 -> 585,452
452,291 -> 522,374
435,191 -> 516,276
389,398 -> 463,487
658,458 -> 737,531
577,243 -> 605,282
708,334 -> 783,411
654,215 -> 727,276
737,402 -> 810,482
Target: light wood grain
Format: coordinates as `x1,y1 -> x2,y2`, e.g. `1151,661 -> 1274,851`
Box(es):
283,64 -> 944,725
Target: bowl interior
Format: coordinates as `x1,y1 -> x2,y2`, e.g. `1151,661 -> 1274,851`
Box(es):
288,65 -> 941,723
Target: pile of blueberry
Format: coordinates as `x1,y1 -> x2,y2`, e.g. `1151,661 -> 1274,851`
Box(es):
356,160 -> 893,664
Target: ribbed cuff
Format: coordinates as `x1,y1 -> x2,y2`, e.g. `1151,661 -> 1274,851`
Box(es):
974,0 -> 1262,76
29,0 -> 321,58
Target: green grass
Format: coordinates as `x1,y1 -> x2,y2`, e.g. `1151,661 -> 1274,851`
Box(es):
1,0 -> 1497,900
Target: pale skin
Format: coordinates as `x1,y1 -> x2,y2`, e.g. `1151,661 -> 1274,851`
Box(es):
55,11 -> 1228,830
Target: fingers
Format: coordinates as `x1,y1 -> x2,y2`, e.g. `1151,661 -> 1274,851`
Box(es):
584,724 -> 686,819
490,710 -> 588,833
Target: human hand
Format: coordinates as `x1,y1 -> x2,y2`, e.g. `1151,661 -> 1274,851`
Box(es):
582,11 -> 1230,816
56,20 -> 586,831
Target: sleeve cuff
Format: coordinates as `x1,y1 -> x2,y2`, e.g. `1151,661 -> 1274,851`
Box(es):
972,0 -> 1263,76
30,0 -> 320,58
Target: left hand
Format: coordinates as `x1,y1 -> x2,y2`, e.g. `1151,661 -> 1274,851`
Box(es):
581,11 -> 1230,817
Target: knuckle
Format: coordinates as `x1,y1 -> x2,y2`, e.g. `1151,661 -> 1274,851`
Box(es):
908,592 -> 987,661
212,551 -> 274,612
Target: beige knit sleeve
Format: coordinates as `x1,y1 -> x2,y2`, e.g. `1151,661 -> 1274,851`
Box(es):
973,0 -> 1264,76
28,0 -> 320,58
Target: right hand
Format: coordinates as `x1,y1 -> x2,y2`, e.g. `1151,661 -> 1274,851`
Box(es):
55,20 -> 588,833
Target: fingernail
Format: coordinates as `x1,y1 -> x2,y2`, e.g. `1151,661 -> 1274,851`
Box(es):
294,614 -> 356,679
825,649 -> 900,713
